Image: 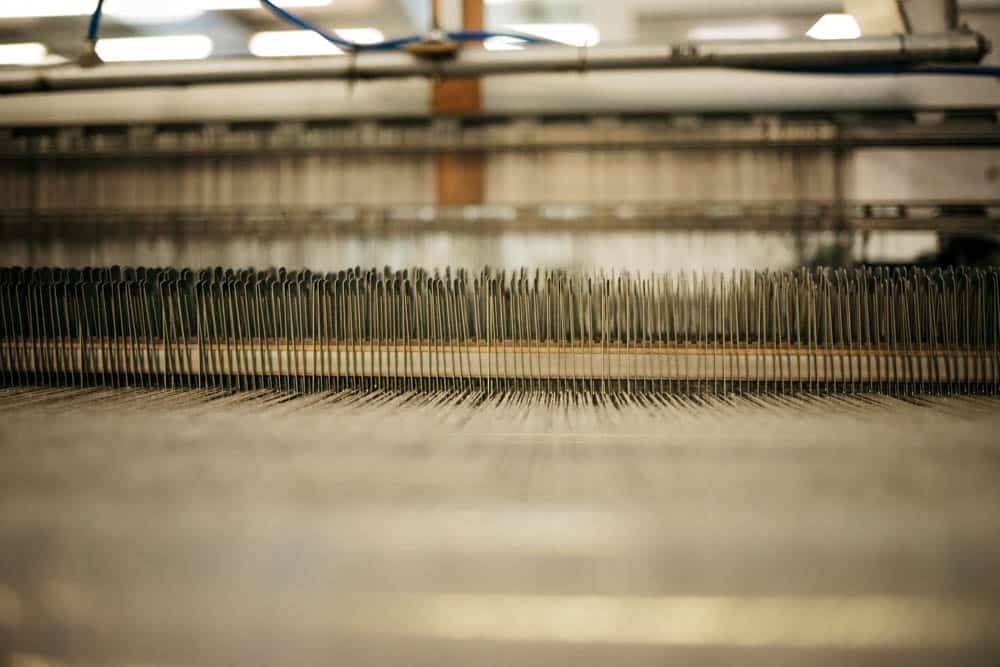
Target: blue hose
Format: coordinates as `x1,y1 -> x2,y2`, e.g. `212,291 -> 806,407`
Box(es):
93,0 -> 996,77
446,30 -> 549,44
360,31 -> 550,51
259,0 -> 359,50
88,0 -> 551,54
258,0 -> 551,52
360,35 -> 425,51
87,0 -> 105,41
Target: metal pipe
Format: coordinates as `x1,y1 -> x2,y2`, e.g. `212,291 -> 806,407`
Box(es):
6,71 -> 1000,126
608,0 -> 1000,16
0,32 -> 988,95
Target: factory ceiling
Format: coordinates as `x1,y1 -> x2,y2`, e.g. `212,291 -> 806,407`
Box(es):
0,0 -> 997,69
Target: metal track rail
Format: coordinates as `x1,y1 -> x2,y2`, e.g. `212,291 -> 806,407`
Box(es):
3,340 -> 995,389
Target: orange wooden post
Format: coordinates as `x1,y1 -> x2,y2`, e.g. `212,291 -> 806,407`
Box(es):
433,0 -> 485,205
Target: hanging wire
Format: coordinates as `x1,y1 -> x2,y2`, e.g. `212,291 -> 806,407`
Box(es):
83,1 -> 990,75
447,30 -> 550,44
259,0 -> 549,53
259,0 -> 361,50
87,0 -> 106,42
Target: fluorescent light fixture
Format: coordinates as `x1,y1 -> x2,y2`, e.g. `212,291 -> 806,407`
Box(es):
250,28 -> 383,56
0,0 -> 331,19
507,23 -> 600,48
0,0 -> 91,17
334,28 -> 385,45
483,36 -> 527,51
0,42 -> 48,65
249,28 -> 386,58
106,3 -> 205,24
95,35 -> 213,62
807,13 -> 862,40
195,0 -> 332,7
250,30 -> 343,57
688,21 -> 787,41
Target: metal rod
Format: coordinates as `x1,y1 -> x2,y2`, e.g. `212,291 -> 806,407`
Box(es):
3,264 -> 998,394
0,33 -> 988,95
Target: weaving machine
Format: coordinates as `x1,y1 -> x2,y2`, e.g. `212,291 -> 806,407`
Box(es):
1,1 -> 1000,665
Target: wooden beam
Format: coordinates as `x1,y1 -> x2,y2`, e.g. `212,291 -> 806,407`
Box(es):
461,0 -> 483,33
431,76 -> 481,115
433,0 -> 485,205
436,152 -> 485,205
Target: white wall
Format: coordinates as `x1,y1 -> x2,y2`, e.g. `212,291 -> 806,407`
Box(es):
849,148 -> 1000,200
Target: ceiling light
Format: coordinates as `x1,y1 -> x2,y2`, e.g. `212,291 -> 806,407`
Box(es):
807,13 -> 862,40
334,28 -> 385,45
0,0 -> 91,17
249,28 -> 382,56
0,42 -> 48,65
197,0 -> 332,7
0,0 -> 332,19
39,53 -> 69,65
250,30 -> 344,57
106,2 -> 205,24
484,36 -> 527,51
507,23 -> 600,48
688,22 -> 787,41
95,35 -> 213,62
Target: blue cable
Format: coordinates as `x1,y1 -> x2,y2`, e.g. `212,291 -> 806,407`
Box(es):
258,0 -> 551,52
360,31 -> 550,51
361,35 -> 425,51
259,0 -> 359,50
95,0 -> 994,76
445,30 -> 549,44
87,0 -> 105,41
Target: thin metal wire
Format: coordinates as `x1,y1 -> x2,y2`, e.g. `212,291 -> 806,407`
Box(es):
1,265 -> 997,397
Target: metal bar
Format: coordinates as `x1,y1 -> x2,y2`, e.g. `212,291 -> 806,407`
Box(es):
0,33 -> 987,95
6,121 -> 1000,157
3,264 -> 997,393
1,201 -> 998,228
3,338 -> 988,384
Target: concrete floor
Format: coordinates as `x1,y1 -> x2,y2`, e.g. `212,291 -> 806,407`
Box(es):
1,388 -> 999,666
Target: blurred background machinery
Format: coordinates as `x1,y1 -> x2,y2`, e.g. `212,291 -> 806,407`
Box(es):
0,0 -> 998,271
2,1 -> 1000,666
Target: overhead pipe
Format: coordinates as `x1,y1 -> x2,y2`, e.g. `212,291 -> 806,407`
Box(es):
600,0 -> 1000,16
0,32 -> 989,95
